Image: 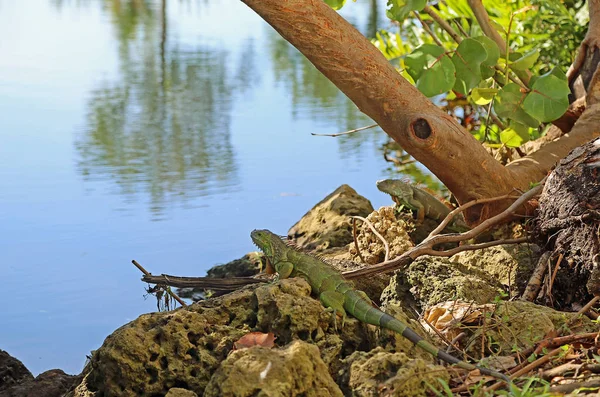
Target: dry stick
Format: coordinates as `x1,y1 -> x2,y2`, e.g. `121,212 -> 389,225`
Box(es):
413,11 -> 444,46
352,218 -> 366,264
521,251 -> 552,301
428,193 -> 521,238
311,123 -> 377,137
342,182 -> 543,280
422,5 -> 463,44
511,332 -> 599,371
568,296 -> 600,326
132,259 -> 188,307
419,238 -> 529,257
550,379 -> 600,394
383,152 -> 415,166
351,215 -> 390,262
547,253 -> 564,301
485,347 -> 564,393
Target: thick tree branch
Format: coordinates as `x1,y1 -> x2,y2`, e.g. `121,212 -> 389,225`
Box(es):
241,0 -> 519,220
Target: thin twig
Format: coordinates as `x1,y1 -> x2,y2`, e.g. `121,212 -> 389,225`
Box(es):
485,346 -> 564,393
547,253 -> 563,300
413,11 -> 443,46
419,238 -> 529,257
568,296 -> 600,326
422,5 -> 463,44
428,193 -> 521,238
311,123 -> 377,137
351,216 -> 390,262
342,180 -> 544,280
352,218 -> 366,264
132,259 -> 188,307
383,152 -> 416,166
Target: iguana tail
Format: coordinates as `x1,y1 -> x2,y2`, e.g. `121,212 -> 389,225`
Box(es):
344,291 -> 511,383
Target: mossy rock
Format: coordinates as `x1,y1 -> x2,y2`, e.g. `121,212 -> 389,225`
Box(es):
204,341 -> 343,397
339,347 -> 449,397
288,184 -> 374,250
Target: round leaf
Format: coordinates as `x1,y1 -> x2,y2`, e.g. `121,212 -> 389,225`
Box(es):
522,73 -> 569,122
324,0 -> 346,10
386,0 -> 427,22
451,38 -> 486,95
405,44 -> 455,97
510,49 -> 540,71
500,123 -> 530,148
494,83 -> 540,128
470,87 -> 498,105
473,36 -> 500,79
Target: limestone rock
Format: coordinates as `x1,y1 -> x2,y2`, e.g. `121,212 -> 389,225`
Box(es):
204,341 -> 343,397
73,278 -> 370,396
288,184 -> 374,250
450,243 -> 540,296
165,387 -> 198,397
382,256 -> 505,309
340,347 -> 449,397
348,206 -> 414,265
0,350 -> 33,391
205,252 -> 264,279
0,369 -> 78,397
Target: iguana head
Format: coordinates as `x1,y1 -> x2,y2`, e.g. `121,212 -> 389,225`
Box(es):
376,179 -> 413,205
251,229 -> 288,262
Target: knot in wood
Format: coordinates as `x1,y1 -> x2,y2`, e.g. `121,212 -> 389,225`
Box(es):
411,118 -> 431,139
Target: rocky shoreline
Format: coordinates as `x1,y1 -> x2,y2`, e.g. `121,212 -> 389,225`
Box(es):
2,184 -> 597,396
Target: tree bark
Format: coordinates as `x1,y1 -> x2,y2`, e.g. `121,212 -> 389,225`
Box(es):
240,0 -> 600,223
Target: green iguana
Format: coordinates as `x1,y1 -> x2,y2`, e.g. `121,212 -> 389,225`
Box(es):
250,229 -> 510,383
376,179 -> 469,231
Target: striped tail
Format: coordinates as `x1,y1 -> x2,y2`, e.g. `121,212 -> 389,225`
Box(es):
344,291 -> 511,383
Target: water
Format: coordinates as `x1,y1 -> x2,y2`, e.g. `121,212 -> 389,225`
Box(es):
0,0 -> 414,375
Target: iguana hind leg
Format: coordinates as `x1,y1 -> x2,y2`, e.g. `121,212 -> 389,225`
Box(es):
320,291 -> 347,330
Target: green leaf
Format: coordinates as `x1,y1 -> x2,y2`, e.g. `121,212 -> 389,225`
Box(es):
494,83 -> 540,128
500,122 -> 530,147
470,88 -> 498,105
473,36 -> 500,79
523,72 -> 569,122
386,0 -> 427,22
405,44 -> 455,97
324,0 -> 346,10
451,38 -> 486,95
510,49 -> 540,71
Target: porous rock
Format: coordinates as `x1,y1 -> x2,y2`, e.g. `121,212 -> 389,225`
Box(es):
288,184 -> 374,250
339,347 -> 449,397
348,206 -> 414,265
204,341 -> 343,397
382,256 -> 505,309
450,243 -> 539,297
1,369 -> 78,397
165,387 -> 198,397
73,278 -> 371,396
0,349 -> 33,391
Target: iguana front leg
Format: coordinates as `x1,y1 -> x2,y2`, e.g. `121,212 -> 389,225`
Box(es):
320,291 -> 347,330
274,261 -> 294,280
406,197 -> 426,224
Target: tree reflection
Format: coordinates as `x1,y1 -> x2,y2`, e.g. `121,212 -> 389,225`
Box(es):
73,0 -> 243,215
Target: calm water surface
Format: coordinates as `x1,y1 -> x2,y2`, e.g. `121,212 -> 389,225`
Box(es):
0,0 -> 405,375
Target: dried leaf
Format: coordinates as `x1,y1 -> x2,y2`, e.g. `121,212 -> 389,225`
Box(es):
234,332 -> 276,350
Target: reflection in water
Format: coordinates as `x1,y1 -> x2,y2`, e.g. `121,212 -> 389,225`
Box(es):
72,0 -> 439,213
75,0 -> 245,215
